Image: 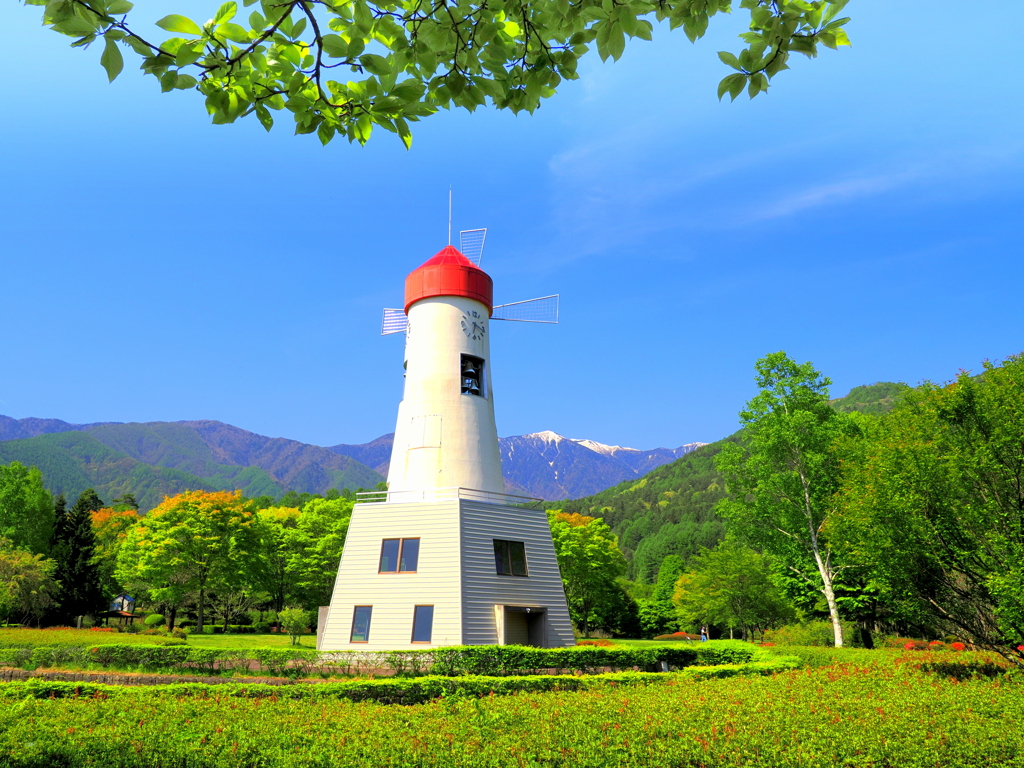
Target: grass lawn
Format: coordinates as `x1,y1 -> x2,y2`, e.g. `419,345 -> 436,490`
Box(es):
184,633 -> 314,649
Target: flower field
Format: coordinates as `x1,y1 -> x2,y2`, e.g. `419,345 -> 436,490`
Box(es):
0,658 -> 1020,767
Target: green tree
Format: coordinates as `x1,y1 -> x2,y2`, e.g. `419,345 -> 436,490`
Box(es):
28,0 -> 850,146
549,511 -> 626,637
673,540 -> 794,641
833,356 -> 1024,663
89,506 -> 140,603
288,497 -> 353,609
715,352 -> 857,647
50,490 -> 105,627
638,554 -> 685,637
278,607 -> 311,645
257,506 -> 302,612
0,539 -> 59,625
0,461 -> 54,555
116,490 -> 262,632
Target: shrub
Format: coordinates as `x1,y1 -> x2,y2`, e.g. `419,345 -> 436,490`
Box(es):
278,608 -> 310,646
144,614 -> 165,627
762,621 -> 861,647
576,639 -> 614,647
254,622 -> 271,634
951,642 -> 966,651
653,631 -> 699,641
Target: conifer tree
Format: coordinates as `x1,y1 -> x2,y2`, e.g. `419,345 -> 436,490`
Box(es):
50,490 -> 104,627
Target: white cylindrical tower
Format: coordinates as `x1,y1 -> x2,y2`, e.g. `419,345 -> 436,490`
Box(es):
387,246 -> 504,494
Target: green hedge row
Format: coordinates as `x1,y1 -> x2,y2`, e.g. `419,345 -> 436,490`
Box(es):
1,661 -> 1019,768
0,658 -> 799,705
0,640 -> 759,678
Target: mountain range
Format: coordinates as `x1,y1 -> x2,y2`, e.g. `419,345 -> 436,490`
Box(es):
328,432 -> 705,501
0,416 -> 703,509
0,417 -> 382,511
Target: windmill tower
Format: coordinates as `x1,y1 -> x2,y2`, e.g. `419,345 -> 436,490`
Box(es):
318,230 -> 575,650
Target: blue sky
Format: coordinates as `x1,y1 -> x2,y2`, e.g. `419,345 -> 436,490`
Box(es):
1,1 -> 1021,451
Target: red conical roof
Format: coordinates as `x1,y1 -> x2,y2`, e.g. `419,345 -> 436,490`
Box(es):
404,245 -> 493,314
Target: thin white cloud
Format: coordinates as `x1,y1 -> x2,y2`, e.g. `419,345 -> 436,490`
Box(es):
751,169 -> 920,220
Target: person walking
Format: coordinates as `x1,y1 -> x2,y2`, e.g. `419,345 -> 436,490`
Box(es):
700,625 -> 708,642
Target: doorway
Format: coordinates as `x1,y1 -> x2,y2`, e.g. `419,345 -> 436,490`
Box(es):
500,606 -> 547,647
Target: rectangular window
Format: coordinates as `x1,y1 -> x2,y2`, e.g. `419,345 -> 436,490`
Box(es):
461,354 -> 485,397
399,538 -> 420,572
350,606 -> 372,643
379,538 -> 420,573
411,605 -> 434,643
493,540 -> 528,577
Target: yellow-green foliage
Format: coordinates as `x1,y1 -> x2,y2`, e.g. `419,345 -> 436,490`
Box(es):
0,661 -> 1018,767
0,628 -> 182,648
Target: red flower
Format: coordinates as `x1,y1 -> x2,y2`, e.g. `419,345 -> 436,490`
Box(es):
1017,645 -> 1024,653
951,642 -> 966,651
904,642 -> 917,650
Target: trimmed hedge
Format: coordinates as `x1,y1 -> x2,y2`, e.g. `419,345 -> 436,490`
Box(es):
1,661 -> 1020,768
0,639 -> 760,678
0,657 -> 799,705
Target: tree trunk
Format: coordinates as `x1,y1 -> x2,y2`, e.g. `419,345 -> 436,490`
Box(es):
76,615 -> 83,629
197,587 -> 205,633
168,606 -> 177,632
811,548 -> 843,647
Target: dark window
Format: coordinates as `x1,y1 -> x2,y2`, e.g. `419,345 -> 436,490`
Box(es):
411,605 -> 434,643
493,539 -> 528,577
351,606 -> 372,643
400,538 -> 420,572
379,538 -> 420,573
461,354 -> 484,397
379,539 -> 400,572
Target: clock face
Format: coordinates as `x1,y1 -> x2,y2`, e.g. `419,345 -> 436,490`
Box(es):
461,309 -> 486,341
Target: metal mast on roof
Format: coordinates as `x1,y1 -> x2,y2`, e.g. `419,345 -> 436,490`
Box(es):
447,187 -> 452,245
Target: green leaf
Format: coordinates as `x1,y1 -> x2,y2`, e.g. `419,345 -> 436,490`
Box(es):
606,24 -> 625,61
255,103 -> 274,131
213,1 -> 237,25
176,43 -> 202,66
106,0 -> 133,14
126,35 -> 153,56
217,22 -> 249,43
174,74 -> 198,89
822,0 -> 849,25
155,15 -> 202,36
317,122 -> 336,145
717,51 -> 742,71
717,73 -> 746,101
831,28 -> 851,47
100,36 -> 123,82
360,54 -> 390,76
395,116 -> 412,149
321,33 -> 348,58
354,112 -> 372,144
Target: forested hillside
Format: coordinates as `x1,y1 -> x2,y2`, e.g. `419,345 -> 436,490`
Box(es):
0,420 -> 384,511
552,382 -> 905,582
0,432 -> 288,511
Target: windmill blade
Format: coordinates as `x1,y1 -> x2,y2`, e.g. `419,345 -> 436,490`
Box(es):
492,295 -> 559,324
459,228 -> 487,266
381,308 -> 408,335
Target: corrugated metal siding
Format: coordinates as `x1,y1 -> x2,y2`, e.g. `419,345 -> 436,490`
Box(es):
460,501 -> 575,647
320,501 -> 463,650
